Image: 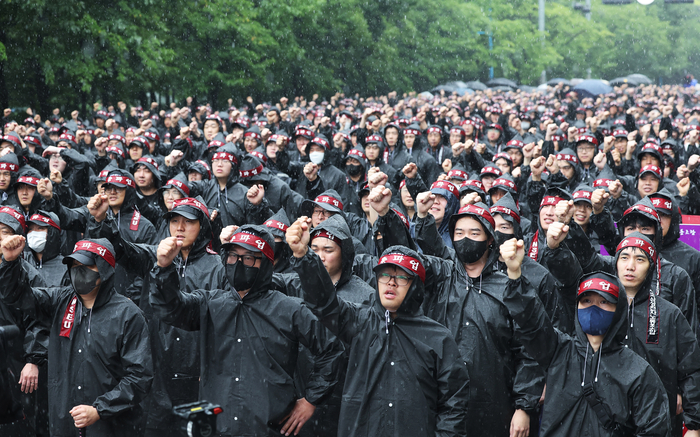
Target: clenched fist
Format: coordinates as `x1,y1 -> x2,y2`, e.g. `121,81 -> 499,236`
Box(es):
157,237 -> 182,268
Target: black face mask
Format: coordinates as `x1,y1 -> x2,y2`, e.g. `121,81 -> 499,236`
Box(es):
346,164 -> 363,177
70,265 -> 101,295
453,236 -> 490,264
494,230 -> 514,248
226,263 -> 258,293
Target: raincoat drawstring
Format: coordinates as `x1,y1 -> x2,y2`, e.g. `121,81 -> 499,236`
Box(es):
594,353 -> 602,383
385,310 -> 390,335
581,343 -> 589,387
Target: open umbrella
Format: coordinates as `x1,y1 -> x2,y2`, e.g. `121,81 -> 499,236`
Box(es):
489,85 -> 514,92
547,78 -> 571,86
627,74 -> 652,85
609,77 -> 635,86
431,84 -> 458,94
518,85 -> 537,93
573,79 -> 613,98
445,81 -> 470,89
465,81 -> 487,91
487,78 -> 518,89
418,91 -> 434,100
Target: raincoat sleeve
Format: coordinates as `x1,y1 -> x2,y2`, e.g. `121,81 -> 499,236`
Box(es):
151,263 -> 206,331
502,276 -> 565,372
562,221 -> 615,274
414,214 -> 455,259
0,258 -> 64,322
629,365 -> 671,437
290,304 -> 344,406
245,197 -> 274,225
373,209 -> 418,252
526,179 -> 546,215
92,311 -> 154,419
670,268 -> 698,338
588,207 -> 619,253
44,197 -> 91,233
405,174 -> 429,202
675,309 -> 700,430
290,250 -> 363,345
435,336 -> 470,437
87,214 -> 157,277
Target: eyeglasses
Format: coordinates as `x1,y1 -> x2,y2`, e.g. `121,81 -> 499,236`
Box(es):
312,208 -> 333,218
377,272 -> 411,286
103,185 -> 125,193
227,252 -> 262,267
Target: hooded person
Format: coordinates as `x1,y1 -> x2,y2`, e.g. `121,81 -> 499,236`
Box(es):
264,208 -> 294,273
652,188 -> 700,313
360,134 -> 398,187
187,159 -> 211,182
547,147 -> 584,193
0,237 -> 153,437
501,257 -> 671,437
372,194 -> 546,437
287,222 -> 470,437
343,148 -> 369,192
238,154 -> 320,223
573,132 -> 600,183
489,193 -> 571,332
0,153 -> 20,204
188,144 -> 273,228
612,232 -> 700,437
422,180 -> 461,249
24,210 -> 66,286
301,189 -> 373,255
152,173 -> 191,240
424,124 -> 452,167
8,166 -> 43,218
388,122 -> 441,185
272,214 -> 374,436
43,169 -> 158,303
88,195 -> 224,437
150,224 -> 344,437
563,196 -> 698,336
131,156 -> 163,225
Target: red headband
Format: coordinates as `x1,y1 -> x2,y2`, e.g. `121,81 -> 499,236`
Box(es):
0,207 -> 26,232
593,178 -> 614,188
649,197 -> 672,213
250,151 -> 268,163
17,176 -> 39,186
312,137 -> 330,150
105,174 -> 135,188
72,240 -> 116,268
556,153 -> 579,165
347,149 -> 366,161
490,205 -> 521,224
573,190 -> 592,201
315,194 -> 343,210
312,229 -> 342,246
165,178 -> 190,196
639,165 -> 662,178
461,179 -> 484,191
228,231 -> 274,261
492,177 -> 517,192
624,204 -> 660,221
172,197 -> 210,218
480,165 -> 502,177
540,196 -> 564,208
430,181 -> 459,199
616,236 -> 657,263
457,204 -> 496,228
212,151 -> 239,165
264,219 -> 289,232
137,156 -> 159,171
447,169 -> 468,180
378,253 -> 426,283
0,162 -> 19,172
240,165 -> 264,178
106,146 -> 125,158
393,208 -> 410,229
244,131 -> 261,140
577,277 -> 620,299
427,126 -> 442,134
29,213 -> 60,230
578,134 -> 598,146
403,128 -> 421,136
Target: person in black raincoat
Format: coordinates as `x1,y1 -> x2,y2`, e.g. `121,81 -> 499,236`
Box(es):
23,210 -> 66,286
0,236 -> 153,437
285,217 -> 470,437
652,188 -> 700,318
150,224 -> 344,437
389,123 -> 441,185
90,195 -> 224,437
0,152 -> 20,205
188,144 -> 273,228
131,156 -> 163,225
370,186 -> 545,437
609,232 -> 700,437
499,237 -> 670,437
8,166 -> 44,219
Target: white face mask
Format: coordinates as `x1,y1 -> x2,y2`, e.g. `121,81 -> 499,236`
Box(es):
27,231 -> 47,253
521,122 -> 531,130
309,151 -> 325,164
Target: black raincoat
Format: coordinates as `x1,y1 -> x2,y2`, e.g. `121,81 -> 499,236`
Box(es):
290,245 -> 470,437
0,238 -> 154,437
150,225 -> 344,436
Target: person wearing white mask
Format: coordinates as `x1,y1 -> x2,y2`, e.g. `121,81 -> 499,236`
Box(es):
24,210 -> 67,286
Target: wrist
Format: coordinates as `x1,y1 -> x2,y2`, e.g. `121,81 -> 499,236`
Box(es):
292,247 -> 308,259
507,267 -> 521,280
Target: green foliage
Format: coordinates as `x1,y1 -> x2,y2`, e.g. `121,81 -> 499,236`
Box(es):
0,0 -> 699,111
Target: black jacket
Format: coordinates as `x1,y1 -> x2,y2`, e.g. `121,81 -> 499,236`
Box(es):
503,275 -> 670,436
0,242 -> 153,437
290,246 -> 470,437
150,225 -> 343,436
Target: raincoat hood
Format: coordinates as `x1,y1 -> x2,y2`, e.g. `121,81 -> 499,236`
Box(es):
651,188 -> 681,247
28,210 -> 62,261
221,224 -> 275,298
63,238 -> 117,308
490,192 -> 522,239
311,214 -> 355,288
164,196 -> 214,259
617,196 -> 662,245
373,245 -> 425,317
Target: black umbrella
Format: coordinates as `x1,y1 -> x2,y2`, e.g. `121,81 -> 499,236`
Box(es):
609,77 -> 637,86
465,81 -> 488,91
431,84 -> 458,94
547,78 -> 571,86
489,85 -> 514,92
627,74 -> 652,85
487,78 -> 518,89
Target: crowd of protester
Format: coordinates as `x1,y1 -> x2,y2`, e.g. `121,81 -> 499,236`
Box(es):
1,82 -> 700,436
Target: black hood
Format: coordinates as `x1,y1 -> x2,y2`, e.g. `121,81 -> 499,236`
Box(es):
448,201 -> 500,271
264,209 -> 292,273
105,169 -> 139,213
14,165 -> 43,214
490,192 -> 522,239
213,144 -> 242,187
0,152 -> 20,189
312,214 -> 355,288
158,172 -> 190,212
573,271 -> 628,355
373,245 -> 425,317
28,210 -> 62,261
221,225 -> 274,298
164,195 -> 214,258
64,238 -> 117,309
238,154 -> 271,186
381,123 -> 404,152
652,188 -> 681,247
617,196 -> 662,246
301,189 -> 346,219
